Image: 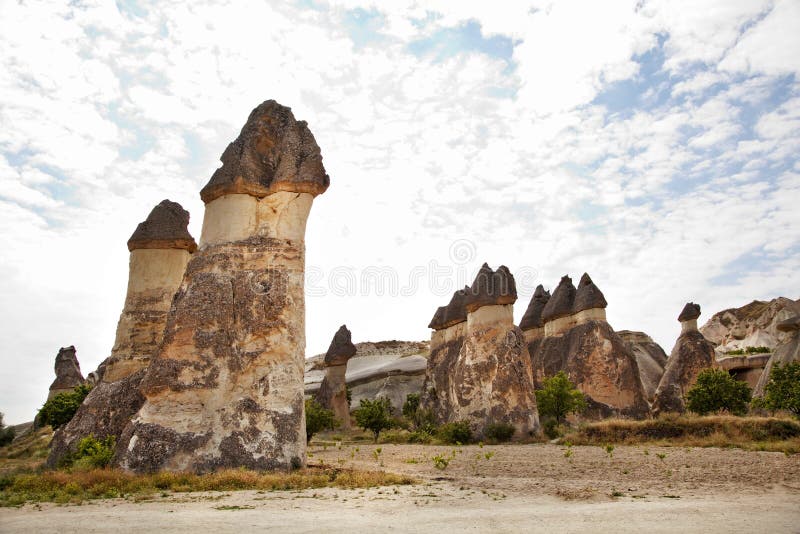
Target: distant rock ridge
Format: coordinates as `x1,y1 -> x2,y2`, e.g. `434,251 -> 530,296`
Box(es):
651,302 -> 716,415
305,340 -> 429,412
700,297 -> 800,354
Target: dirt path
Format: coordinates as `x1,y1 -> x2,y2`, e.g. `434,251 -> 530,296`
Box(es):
2,444 -> 799,533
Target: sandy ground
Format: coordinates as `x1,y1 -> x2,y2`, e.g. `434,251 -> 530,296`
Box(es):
2,443 -> 799,533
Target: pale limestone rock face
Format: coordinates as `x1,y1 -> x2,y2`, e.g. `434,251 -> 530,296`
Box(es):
47,201 -> 196,468
450,304 -> 539,436
104,248 -> 193,382
700,297 -> 800,354
304,340 -> 429,413
116,100 -> 328,473
651,313 -> 716,415
618,330 -> 667,403
754,316 -> 800,397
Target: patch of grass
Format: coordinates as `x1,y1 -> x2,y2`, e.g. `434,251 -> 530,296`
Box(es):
214,505 -> 255,510
0,467 -> 417,507
564,414 -> 800,453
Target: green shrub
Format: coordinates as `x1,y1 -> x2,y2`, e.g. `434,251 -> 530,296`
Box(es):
542,418 -> 564,440
484,422 -> 515,442
402,394 -> 420,419
407,429 -> 434,444
37,384 -> 91,429
437,421 -> 472,444
686,369 -> 751,416
761,362 -> 800,417
305,399 -> 337,443
0,414 -> 15,447
726,346 -> 771,356
353,397 -> 394,442
535,372 -> 587,424
73,435 -> 116,469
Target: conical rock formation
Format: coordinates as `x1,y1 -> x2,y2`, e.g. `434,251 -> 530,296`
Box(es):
651,303 -> 716,415
315,326 -> 357,427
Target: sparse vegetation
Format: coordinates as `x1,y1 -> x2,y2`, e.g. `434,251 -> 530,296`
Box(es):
69,435 -> 116,469
437,421 -> 472,444
686,369 -> 751,416
305,399 -> 337,443
760,362 -> 800,417
563,414 -> 800,453
0,414 -> 15,447
36,385 -> 92,430
535,372 -> 587,425
0,467 -> 417,506
484,422 -> 515,443
724,346 -> 771,356
353,397 -> 394,442
402,394 -> 420,419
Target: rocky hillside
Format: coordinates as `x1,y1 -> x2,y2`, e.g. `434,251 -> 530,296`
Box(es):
700,297 -> 800,354
305,340 -> 429,411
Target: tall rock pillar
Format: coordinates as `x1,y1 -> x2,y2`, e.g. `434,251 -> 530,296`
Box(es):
116,100 -> 329,472
449,264 -> 539,437
47,200 -> 196,467
315,325 -> 357,428
652,302 -> 716,415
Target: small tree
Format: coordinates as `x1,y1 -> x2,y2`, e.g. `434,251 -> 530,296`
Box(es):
762,362 -> 800,417
0,413 -> 15,447
686,369 -> 751,416
535,371 -> 587,424
354,397 -> 394,442
37,384 -> 92,429
305,398 -> 336,443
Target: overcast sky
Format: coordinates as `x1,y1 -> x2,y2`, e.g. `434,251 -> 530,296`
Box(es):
1,0 -> 798,424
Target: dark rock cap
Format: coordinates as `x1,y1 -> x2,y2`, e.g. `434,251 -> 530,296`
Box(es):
127,200 -> 197,252
678,302 -> 701,322
573,273 -> 608,313
463,263 -> 517,313
50,345 -> 85,390
777,315 -> 800,332
200,100 -> 330,204
541,275 -> 577,323
324,325 -> 357,366
429,287 -> 469,330
520,285 -> 551,330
